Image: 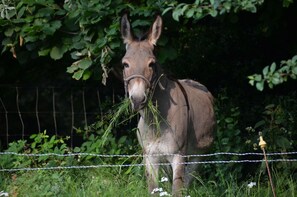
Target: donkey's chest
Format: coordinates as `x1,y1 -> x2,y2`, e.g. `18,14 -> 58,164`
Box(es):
137,119 -> 183,155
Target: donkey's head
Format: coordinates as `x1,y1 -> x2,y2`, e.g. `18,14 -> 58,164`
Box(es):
121,14 -> 162,111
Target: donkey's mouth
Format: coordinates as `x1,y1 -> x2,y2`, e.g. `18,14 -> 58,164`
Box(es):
129,93 -> 148,111
131,101 -> 147,111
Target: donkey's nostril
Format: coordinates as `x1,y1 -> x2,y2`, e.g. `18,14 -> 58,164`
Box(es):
131,95 -> 146,103
130,95 -> 147,110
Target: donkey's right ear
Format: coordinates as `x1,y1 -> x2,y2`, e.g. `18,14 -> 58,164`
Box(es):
121,14 -> 134,45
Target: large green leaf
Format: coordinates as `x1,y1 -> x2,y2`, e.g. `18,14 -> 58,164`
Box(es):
78,58 -> 92,69
50,46 -> 63,60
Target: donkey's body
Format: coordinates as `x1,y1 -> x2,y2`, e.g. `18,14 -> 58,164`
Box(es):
120,15 -> 215,196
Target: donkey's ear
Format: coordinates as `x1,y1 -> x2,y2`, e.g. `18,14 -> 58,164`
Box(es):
148,15 -> 162,45
121,14 -> 134,45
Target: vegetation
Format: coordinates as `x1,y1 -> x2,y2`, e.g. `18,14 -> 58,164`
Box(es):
1,92 -> 297,196
1,0 -> 297,196
248,55 -> 297,91
1,0 -> 296,87
1,168 -> 296,196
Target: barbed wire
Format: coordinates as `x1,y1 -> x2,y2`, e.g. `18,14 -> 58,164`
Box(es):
1,151 -> 296,172
1,159 -> 297,172
1,151 -> 297,158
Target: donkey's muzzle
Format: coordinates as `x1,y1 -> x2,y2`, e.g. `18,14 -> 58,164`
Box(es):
130,94 -> 147,111
124,74 -> 150,111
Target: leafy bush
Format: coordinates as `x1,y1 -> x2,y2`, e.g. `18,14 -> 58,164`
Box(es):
0,0 -> 166,82
248,55 -> 297,91
204,91 -> 248,181
73,116 -> 140,168
202,90 -> 297,181
0,130 -> 70,170
247,95 -> 297,176
165,0 -> 264,21
2,0 -> 285,85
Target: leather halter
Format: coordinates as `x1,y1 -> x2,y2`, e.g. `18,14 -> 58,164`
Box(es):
123,64 -> 159,99
123,74 -> 151,98
123,69 -> 190,111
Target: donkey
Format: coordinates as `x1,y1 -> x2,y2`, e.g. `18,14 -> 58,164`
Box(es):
120,14 -> 215,196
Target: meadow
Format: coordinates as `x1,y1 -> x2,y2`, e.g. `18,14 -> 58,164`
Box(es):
1,166 -> 296,197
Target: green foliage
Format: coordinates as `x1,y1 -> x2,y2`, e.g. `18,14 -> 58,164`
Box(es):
29,130 -> 69,153
0,0 -> 16,19
245,95 -> 297,176
101,98 -> 133,145
248,96 -> 297,153
164,0 -> 264,21
248,55 -> 297,91
0,120 -> 139,173
2,169 -> 148,197
209,91 -> 247,180
0,0 -> 271,83
282,0 -> 295,7
74,116 -> 140,168
0,92 -> 297,195
1,166 -> 296,196
215,106 -> 242,152
0,0 -> 166,82
204,90 -> 297,181
0,130 -> 70,170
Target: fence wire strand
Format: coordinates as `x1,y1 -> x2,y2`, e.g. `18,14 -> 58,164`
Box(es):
0,159 -> 297,172
1,151 -> 296,172
1,151 -> 297,158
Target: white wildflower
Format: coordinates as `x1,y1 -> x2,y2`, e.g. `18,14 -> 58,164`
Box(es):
0,191 -> 8,197
159,191 -> 171,196
151,187 -> 163,194
247,182 -> 256,188
160,177 -> 169,182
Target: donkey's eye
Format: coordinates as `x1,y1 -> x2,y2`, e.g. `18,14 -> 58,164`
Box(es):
149,62 -> 156,68
122,63 -> 129,68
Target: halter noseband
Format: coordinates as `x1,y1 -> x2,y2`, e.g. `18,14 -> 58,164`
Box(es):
123,70 -> 189,111
123,65 -> 160,99
124,74 -> 151,97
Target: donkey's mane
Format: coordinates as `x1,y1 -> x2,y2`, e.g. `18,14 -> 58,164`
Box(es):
136,33 -> 148,41
181,79 -> 209,93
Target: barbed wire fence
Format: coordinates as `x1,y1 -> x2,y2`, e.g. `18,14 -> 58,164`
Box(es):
1,86 -> 297,173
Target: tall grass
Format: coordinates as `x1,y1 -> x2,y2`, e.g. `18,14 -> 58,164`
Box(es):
103,97 -> 165,142
101,98 -> 133,145
1,169 -> 148,197
1,168 -> 296,197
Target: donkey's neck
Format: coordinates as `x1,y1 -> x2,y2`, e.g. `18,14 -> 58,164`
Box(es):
140,74 -> 173,119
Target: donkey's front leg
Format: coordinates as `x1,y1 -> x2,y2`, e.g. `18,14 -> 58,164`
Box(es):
145,156 -> 159,193
171,155 -> 185,196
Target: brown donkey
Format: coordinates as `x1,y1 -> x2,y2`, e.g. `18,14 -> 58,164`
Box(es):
120,14 -> 215,196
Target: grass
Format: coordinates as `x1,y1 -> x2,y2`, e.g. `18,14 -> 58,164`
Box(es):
1,167 -> 296,197
1,168 -> 148,197
102,98 -> 132,145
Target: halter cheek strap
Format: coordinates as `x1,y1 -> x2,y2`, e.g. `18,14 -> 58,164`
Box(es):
123,74 -> 152,98
123,70 -> 189,111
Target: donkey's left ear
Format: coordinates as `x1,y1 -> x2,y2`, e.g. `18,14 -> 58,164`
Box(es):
148,15 -> 162,45
121,14 -> 134,45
